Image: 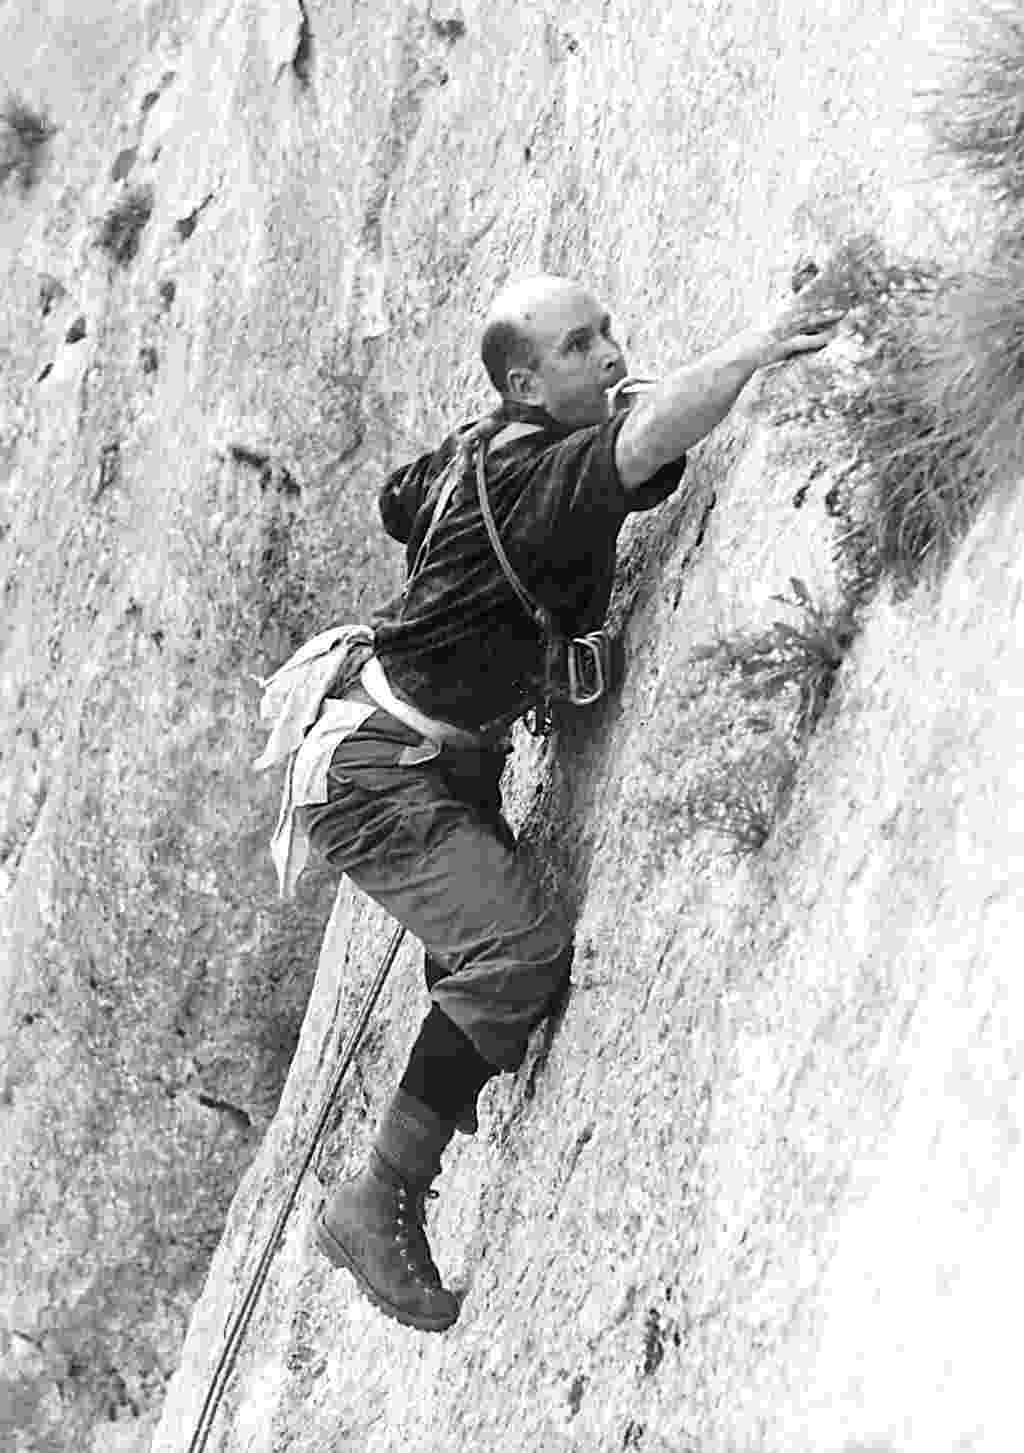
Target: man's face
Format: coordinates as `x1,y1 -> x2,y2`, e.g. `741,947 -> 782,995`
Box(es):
510,285 -> 628,427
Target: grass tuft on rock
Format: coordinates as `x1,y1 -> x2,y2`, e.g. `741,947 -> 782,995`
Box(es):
97,185 -> 155,266
929,1 -> 1024,207
778,218 -> 1024,595
784,7 -> 1024,594
683,739 -> 797,856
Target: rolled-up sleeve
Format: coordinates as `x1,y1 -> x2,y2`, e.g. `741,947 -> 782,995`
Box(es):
624,453 -> 687,513
374,456 -> 427,543
378,453 -> 434,544
380,432 -> 466,546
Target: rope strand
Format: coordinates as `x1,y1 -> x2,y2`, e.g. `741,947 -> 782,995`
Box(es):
186,923 -> 407,1453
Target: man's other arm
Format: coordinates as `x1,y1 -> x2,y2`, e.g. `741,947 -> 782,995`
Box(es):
615,294 -> 844,491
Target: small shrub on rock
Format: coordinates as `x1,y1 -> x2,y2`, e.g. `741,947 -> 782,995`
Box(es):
694,579 -> 858,743
668,580 -> 855,857
0,94 -> 54,192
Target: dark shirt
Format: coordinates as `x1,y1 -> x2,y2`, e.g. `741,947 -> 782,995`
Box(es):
372,412 -> 686,729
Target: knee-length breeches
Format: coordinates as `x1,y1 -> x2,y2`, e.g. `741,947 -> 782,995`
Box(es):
298,711 -> 572,1071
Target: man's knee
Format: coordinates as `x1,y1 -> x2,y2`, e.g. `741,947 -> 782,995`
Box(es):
504,936 -> 574,1048
429,934 -> 574,1072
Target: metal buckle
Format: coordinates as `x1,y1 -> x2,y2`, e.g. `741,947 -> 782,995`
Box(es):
524,702 -> 554,737
567,632 -> 609,706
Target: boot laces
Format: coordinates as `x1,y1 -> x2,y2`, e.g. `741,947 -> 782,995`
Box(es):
394,1187 -> 442,1287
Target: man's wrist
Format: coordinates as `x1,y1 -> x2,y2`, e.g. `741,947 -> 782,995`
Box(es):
729,326 -> 776,372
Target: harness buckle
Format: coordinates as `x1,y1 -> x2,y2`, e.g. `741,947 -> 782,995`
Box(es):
524,702 -> 554,737
567,631 -> 610,707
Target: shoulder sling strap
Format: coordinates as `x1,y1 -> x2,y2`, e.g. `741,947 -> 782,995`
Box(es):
476,431 -> 613,717
406,419 -> 536,586
473,434 -> 556,642
475,434 -> 571,732
406,423 -> 607,731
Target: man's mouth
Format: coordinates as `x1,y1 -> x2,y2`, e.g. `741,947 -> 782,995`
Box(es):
606,374 -> 657,416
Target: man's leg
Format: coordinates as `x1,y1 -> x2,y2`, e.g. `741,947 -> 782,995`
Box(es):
305,726 -> 573,1071
422,793 -> 520,1133
411,971 -> 489,1134
302,722 -> 572,1331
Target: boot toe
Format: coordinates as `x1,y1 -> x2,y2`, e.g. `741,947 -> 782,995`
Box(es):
315,1191 -> 460,1333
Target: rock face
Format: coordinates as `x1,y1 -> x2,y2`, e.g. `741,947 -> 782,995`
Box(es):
1,2 -> 1019,1452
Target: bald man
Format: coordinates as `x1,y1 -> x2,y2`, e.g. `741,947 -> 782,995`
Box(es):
296,275 -> 840,1332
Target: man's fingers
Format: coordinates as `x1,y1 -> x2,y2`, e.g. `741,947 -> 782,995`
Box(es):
791,308 -> 846,336
789,325 -> 840,353
757,299 -> 846,365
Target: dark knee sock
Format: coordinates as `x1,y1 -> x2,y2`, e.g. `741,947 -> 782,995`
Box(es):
399,1004 -> 497,1122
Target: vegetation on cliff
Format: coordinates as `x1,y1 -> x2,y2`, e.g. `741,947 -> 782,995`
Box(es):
0,95 -> 54,193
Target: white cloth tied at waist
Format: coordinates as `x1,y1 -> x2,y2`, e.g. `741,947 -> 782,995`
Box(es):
252,624 -> 374,772
253,626 -> 486,898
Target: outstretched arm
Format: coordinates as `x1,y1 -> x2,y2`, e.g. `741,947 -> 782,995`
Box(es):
615,294 -> 844,490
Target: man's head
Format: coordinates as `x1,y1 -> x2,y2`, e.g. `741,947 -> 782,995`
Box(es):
480,274 -> 627,428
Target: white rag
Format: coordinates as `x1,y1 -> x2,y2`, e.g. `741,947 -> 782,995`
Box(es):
253,626 -> 487,898
252,623 -> 374,771
253,624 -> 376,898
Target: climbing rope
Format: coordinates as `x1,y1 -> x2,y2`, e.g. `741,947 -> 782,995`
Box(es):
186,922 -> 407,1453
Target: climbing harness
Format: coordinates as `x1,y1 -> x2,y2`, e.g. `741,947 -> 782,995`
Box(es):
402,382 -> 664,735
473,376 -> 663,723
396,419 -> 618,737
185,923 -> 407,1453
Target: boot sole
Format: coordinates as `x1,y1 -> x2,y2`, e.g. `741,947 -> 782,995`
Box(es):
314,1212 -> 460,1333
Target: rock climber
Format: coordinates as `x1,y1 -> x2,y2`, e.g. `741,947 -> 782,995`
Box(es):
254,272 -> 842,1333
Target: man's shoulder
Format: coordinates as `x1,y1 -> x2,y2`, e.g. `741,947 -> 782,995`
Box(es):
480,416 -> 631,540
488,415 -> 621,470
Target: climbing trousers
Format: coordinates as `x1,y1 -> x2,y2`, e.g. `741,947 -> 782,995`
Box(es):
298,710 -> 572,1072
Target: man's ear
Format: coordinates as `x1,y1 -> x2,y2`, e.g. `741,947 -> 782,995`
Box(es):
505,365 -> 543,403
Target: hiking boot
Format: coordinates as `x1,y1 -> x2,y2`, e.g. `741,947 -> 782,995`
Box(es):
317,1090 -> 459,1331
316,1154 -> 460,1332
